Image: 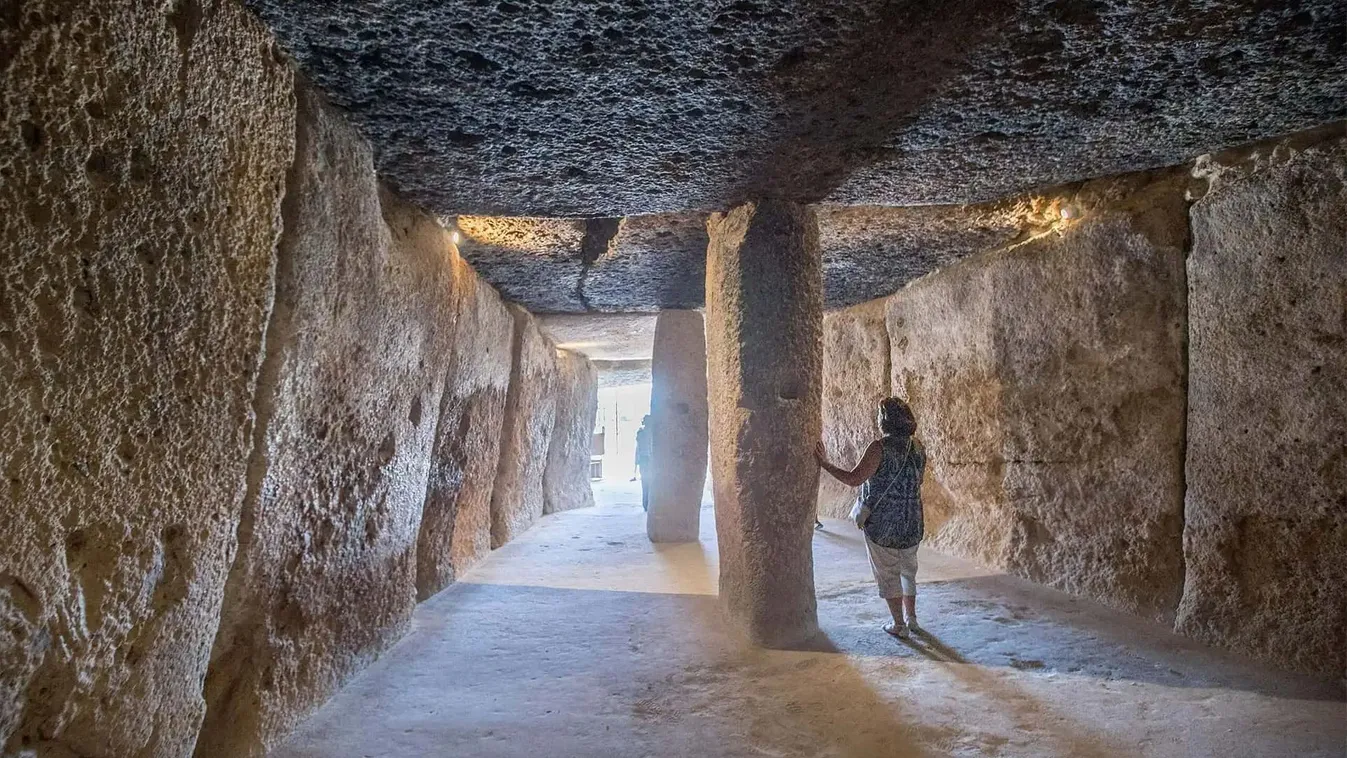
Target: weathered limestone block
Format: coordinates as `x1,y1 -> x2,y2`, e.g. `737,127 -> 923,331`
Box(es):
0,3 -> 293,755
889,178 -> 1189,623
1178,135 -> 1347,676
455,216 -> 587,311
195,84 -> 457,757
818,298 -> 892,519
491,307 -> 560,548
647,310 -> 710,543
705,201 -> 823,647
542,350 -> 599,515
416,258 -> 515,600
594,358 -> 653,388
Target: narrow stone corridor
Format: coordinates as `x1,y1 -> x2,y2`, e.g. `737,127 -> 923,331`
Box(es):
273,482 -> 1344,758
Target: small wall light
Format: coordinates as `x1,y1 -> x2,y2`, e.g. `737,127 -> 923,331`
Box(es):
451,230 -> 461,244
1059,205 -> 1076,220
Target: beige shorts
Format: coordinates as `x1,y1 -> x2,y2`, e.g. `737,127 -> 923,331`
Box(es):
865,538 -> 919,598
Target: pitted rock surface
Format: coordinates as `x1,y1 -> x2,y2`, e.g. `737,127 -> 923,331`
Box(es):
542,350 -> 599,514
705,200 -> 823,648
818,298 -> 891,518
594,359 -> 653,388
248,0 -> 1344,217
460,200 -> 1061,312
455,216 -> 587,312
540,314 -> 658,360
583,214 -> 708,311
417,255 -> 515,601
1179,131 -> 1347,677
490,306 -> 560,548
197,84 -> 460,758
888,175 -> 1190,625
0,2 -> 293,754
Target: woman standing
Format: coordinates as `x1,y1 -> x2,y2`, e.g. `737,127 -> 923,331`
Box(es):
815,397 -> 927,638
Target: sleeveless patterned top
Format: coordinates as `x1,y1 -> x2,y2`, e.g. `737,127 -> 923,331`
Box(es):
859,435 -> 926,549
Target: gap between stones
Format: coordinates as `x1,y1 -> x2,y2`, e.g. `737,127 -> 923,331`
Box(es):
575,217 -> 622,311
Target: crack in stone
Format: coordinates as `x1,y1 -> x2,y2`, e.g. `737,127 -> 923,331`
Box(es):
575,217 -> 622,311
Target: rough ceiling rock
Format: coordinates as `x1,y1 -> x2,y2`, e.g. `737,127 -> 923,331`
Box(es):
457,213 -> 706,312
458,190 -> 1095,311
455,216 -> 587,312
249,0 -> 1344,217
817,204 -> 1025,308
594,359 -> 653,388
540,314 -> 658,360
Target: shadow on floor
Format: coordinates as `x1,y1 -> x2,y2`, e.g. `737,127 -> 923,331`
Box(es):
277,582 -> 949,758
808,578 -> 1345,703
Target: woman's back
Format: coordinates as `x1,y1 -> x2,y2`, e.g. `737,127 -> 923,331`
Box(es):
859,435 -> 926,549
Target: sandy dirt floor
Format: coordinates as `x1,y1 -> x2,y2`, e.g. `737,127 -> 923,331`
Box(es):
274,479 -> 1345,758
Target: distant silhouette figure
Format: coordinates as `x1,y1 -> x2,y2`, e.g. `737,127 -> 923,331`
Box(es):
634,415 -> 652,512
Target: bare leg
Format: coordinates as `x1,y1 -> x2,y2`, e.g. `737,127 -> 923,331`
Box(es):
882,598 -> 908,637
903,595 -> 917,627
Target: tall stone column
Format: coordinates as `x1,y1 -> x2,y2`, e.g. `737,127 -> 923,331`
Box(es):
704,200 -> 823,648
647,310 -> 709,543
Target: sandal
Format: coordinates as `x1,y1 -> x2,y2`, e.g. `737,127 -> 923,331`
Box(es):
883,622 -> 910,639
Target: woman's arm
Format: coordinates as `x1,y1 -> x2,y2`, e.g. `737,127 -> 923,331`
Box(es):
814,440 -> 883,487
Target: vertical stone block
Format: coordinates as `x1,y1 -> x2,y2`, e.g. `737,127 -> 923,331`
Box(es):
705,201 -> 823,648
888,178 -> 1189,623
0,3 -> 293,754
491,307 -> 560,548
543,350 -> 599,515
818,298 -> 891,519
1179,136 -> 1347,676
416,258 -> 515,599
195,84 -> 458,757
646,310 -> 710,542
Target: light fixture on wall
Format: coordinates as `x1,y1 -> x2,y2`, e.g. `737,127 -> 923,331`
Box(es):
451,230 -> 461,244
1059,204 -> 1076,220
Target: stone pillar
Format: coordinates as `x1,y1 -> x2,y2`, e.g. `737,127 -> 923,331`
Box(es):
704,200 -> 823,648
646,310 -> 709,543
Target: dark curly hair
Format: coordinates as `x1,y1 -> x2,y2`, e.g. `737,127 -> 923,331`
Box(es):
879,397 -> 916,437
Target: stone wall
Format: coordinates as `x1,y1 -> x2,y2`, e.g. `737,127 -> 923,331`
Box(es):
416,257 -> 515,600
818,298 -> 891,519
1178,134 -> 1347,676
887,177 -> 1190,624
542,350 -> 599,514
0,3 -> 574,753
195,83 -> 459,758
491,306 -> 561,548
0,2 -> 294,755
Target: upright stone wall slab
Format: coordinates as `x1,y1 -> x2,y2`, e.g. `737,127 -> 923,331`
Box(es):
1179,136 -> 1347,676
195,84 -> 458,758
416,257 -> 515,599
705,201 -> 823,648
889,179 -> 1189,623
818,298 -> 891,519
543,350 -> 599,515
491,307 -> 560,548
647,310 -> 710,543
0,3 -> 293,755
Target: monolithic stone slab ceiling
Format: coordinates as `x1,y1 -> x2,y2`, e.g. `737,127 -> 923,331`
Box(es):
247,0 -> 1344,217
594,359 -> 654,388
456,199 -> 1058,311
457,214 -> 705,312
540,313 -> 658,360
